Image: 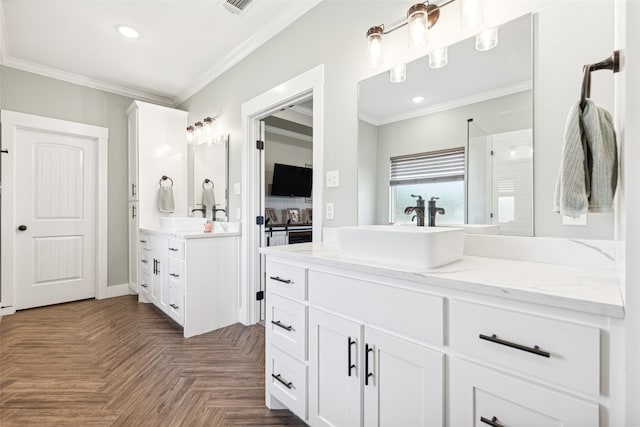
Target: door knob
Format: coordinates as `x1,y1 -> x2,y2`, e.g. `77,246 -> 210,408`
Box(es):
18,225 -> 27,231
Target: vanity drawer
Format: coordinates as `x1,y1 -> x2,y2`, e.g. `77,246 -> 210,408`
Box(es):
138,249 -> 151,274
168,258 -> 185,292
167,288 -> 185,326
139,272 -> 151,299
167,239 -> 185,260
267,293 -> 307,361
449,299 -> 600,396
267,345 -> 307,420
138,233 -> 150,250
266,260 -> 307,301
450,358 -> 598,427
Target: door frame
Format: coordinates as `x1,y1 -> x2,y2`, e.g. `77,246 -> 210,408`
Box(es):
239,65 -> 324,325
0,110 -> 109,313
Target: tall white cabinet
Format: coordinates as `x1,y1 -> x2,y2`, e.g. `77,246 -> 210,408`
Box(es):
127,101 -> 188,293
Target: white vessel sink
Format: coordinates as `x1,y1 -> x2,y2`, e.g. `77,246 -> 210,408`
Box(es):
159,216 -> 207,231
337,225 -> 464,268
440,224 -> 500,235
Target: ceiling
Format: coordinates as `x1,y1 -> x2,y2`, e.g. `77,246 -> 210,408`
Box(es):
358,14 -> 532,125
0,0 -> 322,106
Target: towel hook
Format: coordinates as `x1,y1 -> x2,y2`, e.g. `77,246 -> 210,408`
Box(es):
202,178 -> 214,189
580,50 -> 620,110
159,175 -> 174,187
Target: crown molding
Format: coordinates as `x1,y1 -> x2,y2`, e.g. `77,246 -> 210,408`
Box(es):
368,80 -> 533,126
265,125 -> 312,143
173,0 -> 323,105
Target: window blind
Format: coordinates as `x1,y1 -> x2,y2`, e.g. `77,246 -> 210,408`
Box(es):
389,147 -> 465,186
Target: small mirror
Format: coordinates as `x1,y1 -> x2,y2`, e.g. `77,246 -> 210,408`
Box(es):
358,14 -> 533,236
190,134 -> 229,221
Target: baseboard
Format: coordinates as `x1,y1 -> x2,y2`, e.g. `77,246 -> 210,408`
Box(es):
106,283 -> 135,298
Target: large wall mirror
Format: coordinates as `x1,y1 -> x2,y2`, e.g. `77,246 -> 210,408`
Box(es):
189,135 -> 229,221
357,14 -> 533,236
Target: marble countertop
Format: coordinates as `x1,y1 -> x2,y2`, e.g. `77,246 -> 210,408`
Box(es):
140,227 -> 241,239
261,242 -> 624,318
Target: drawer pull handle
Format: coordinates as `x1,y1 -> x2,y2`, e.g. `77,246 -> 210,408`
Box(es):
269,276 -> 291,284
271,373 -> 293,389
365,344 -> 374,386
347,337 -> 357,377
170,303 -> 179,309
141,260 -> 148,264
169,273 -> 180,278
479,333 -> 550,358
169,247 -> 179,252
271,320 -> 293,331
139,240 -> 147,243
140,284 -> 148,288
480,416 -> 504,427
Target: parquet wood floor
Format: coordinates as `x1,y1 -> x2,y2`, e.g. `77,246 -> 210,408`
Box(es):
0,295 -> 305,426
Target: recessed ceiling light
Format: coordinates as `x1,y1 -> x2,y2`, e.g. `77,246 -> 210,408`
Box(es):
117,25 -> 140,39
411,96 -> 425,103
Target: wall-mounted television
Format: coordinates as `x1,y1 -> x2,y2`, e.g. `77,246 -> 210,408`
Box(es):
271,163 -> 312,197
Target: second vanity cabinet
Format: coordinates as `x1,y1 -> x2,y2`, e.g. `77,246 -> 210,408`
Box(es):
139,229 -> 239,338
264,252 -> 619,427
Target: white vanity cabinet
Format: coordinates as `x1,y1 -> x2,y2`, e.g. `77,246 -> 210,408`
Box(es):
263,248 -> 622,427
139,229 -> 239,338
126,100 -> 188,293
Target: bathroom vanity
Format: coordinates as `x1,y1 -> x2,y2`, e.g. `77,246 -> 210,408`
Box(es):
138,226 -> 240,338
262,238 -> 624,426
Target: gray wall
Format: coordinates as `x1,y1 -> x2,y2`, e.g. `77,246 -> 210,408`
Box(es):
180,0 -> 615,239
1,66 -> 132,287
357,119 -> 378,225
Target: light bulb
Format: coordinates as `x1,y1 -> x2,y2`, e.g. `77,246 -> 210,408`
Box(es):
194,121 -> 203,138
186,126 -> 194,143
476,27 -> 498,51
390,64 -> 407,83
407,4 -> 429,50
460,0 -> 484,30
429,47 -> 448,68
203,117 -> 214,135
366,26 -> 384,68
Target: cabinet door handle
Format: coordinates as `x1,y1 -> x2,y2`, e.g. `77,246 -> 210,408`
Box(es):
169,303 -> 179,309
271,373 -> 293,389
271,320 -> 293,331
479,333 -> 550,358
365,343 -> 374,386
169,273 -> 180,278
140,284 -> 148,288
132,183 -> 136,197
480,416 -> 505,427
269,276 -> 291,284
347,337 -> 357,377
132,205 -> 136,219
169,247 -> 179,252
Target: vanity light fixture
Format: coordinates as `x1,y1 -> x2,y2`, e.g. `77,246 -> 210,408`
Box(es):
367,26 -> 384,67
117,25 -> 140,39
194,121 -> 204,138
186,126 -> 195,143
429,46 -> 448,68
390,64 -> 407,83
203,116 -> 215,135
411,95 -> 425,103
475,26 -> 498,51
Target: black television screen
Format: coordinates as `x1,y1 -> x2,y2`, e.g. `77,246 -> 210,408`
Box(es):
271,163 -> 312,197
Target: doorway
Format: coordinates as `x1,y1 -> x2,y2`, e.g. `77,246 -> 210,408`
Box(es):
240,65 -> 324,326
1,111 -> 108,313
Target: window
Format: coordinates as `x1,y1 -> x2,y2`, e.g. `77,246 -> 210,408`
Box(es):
390,148 -> 465,225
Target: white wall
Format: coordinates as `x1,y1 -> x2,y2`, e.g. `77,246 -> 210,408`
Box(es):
264,131 -> 313,223
180,0 -> 615,239
372,91 -> 531,224
615,1 -> 640,423
357,119 -> 378,225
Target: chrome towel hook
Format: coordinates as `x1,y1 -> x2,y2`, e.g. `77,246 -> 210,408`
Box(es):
159,175 -> 174,187
202,178 -> 214,189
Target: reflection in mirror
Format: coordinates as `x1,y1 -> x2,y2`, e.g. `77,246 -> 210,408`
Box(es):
191,134 -> 229,221
357,14 -> 532,236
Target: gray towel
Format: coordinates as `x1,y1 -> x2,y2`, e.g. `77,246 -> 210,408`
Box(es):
202,187 -> 215,209
158,186 -> 175,213
553,100 -> 617,216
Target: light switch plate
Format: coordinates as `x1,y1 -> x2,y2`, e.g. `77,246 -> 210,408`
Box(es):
563,214 -> 587,225
325,203 -> 334,220
326,170 -> 339,188
233,183 -> 241,195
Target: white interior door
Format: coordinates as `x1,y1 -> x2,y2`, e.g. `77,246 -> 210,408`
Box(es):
14,128 -> 97,310
258,119 -> 266,321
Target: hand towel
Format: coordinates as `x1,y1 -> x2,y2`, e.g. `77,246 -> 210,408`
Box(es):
202,186 -> 216,209
553,100 -> 618,216
158,185 -> 175,213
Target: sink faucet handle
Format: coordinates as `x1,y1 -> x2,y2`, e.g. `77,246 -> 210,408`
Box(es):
410,194 -> 424,201
429,197 -> 439,201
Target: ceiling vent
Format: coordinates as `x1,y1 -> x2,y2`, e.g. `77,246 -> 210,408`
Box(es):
220,0 -> 254,14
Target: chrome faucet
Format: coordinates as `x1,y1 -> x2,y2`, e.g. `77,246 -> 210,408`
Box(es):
404,194 -> 426,226
427,197 -> 446,227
